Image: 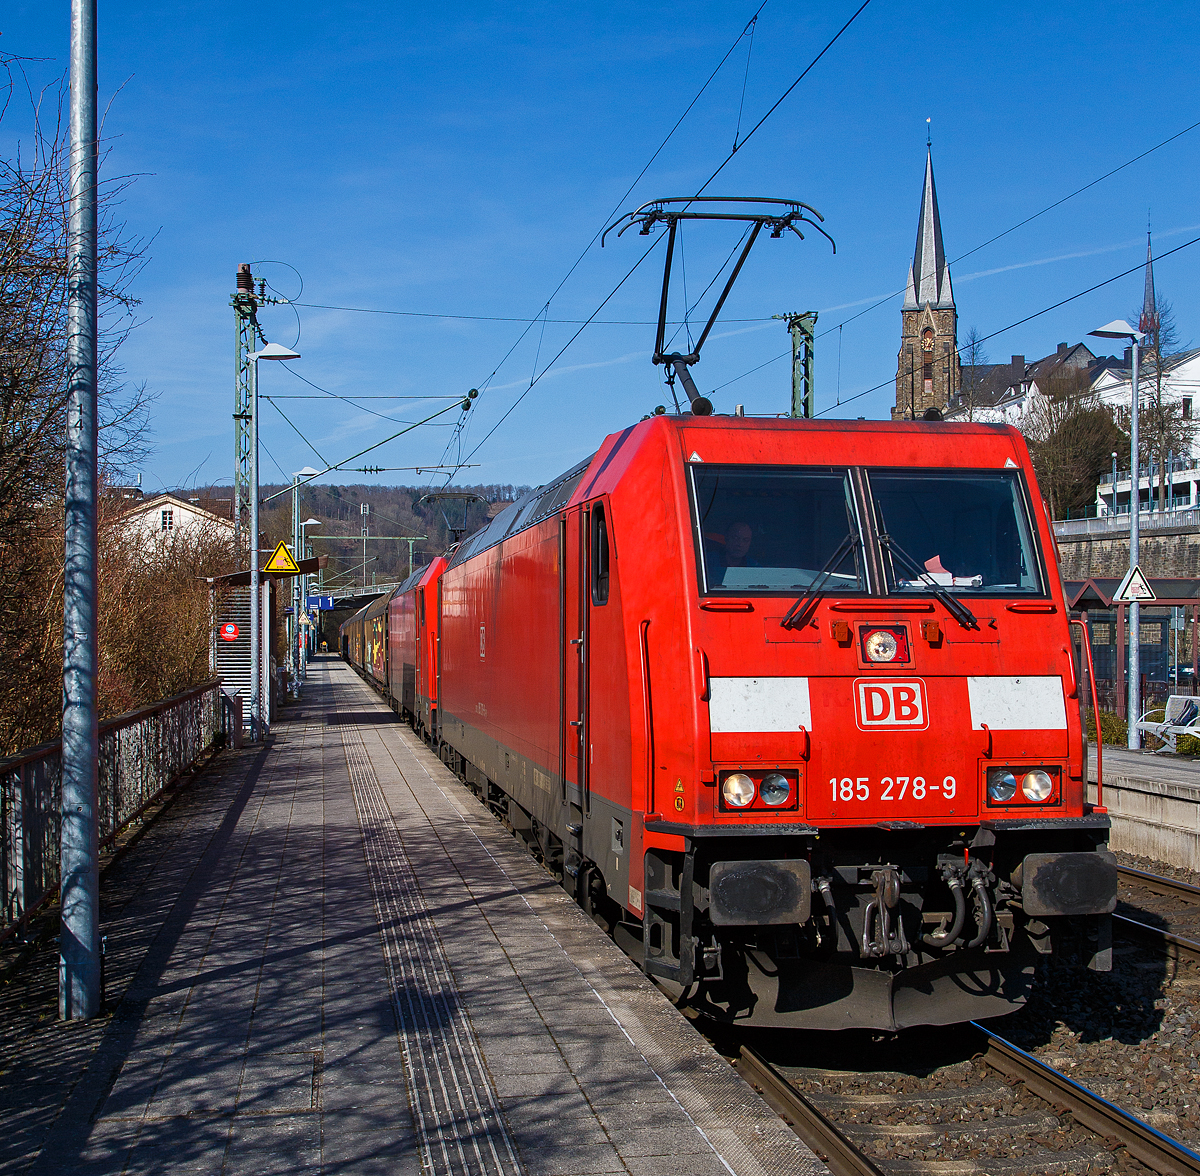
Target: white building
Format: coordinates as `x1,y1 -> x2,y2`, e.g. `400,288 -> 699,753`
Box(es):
117,492 -> 234,545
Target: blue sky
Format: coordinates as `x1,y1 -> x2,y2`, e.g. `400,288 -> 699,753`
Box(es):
5,1 -> 1199,493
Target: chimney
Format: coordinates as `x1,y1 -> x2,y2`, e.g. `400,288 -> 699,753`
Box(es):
1057,342 -> 1068,356
1124,346 -> 1133,366
1011,355 -> 1025,384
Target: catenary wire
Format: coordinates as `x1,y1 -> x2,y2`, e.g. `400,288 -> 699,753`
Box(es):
458,235 -> 664,468
289,302 -> 770,325
437,1 -> 774,476
263,396 -> 330,467
262,399 -> 467,504
281,364 -> 453,425
811,117 -> 1200,345
813,233 -> 1200,418
449,2 -> 870,472
694,0 -> 874,195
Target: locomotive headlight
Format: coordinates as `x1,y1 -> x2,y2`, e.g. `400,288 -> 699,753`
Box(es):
863,630 -> 899,662
1021,770 -> 1054,802
722,773 -> 756,808
759,772 -> 791,806
987,768 -> 1018,803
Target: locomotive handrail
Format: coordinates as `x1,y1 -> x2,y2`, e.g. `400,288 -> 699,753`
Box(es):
639,620 -> 654,813
1070,618 -> 1103,810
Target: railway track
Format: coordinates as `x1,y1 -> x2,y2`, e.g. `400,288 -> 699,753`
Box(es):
733,1024 -> 1200,1176
715,865 -> 1200,1174
1117,864 -> 1200,964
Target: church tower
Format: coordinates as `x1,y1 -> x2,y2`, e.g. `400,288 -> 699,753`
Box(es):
893,148 -> 960,419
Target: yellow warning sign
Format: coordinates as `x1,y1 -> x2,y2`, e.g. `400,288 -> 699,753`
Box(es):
263,541 -> 300,574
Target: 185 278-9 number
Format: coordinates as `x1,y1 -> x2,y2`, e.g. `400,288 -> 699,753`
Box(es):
829,775 -> 957,803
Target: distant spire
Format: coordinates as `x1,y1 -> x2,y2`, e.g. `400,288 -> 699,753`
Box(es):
902,146 -> 954,311
1139,231 -> 1159,339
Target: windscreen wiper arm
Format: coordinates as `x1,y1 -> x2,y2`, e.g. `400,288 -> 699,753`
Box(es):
781,533 -> 858,631
877,531 -> 979,631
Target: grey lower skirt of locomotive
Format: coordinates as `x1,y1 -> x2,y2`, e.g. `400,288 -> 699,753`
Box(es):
634,817 -> 1116,1032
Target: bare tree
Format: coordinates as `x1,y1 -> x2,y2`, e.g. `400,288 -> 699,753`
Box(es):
1022,375 -> 1127,520
0,56 -> 160,751
1128,296 -> 1190,509
0,56 -> 154,526
958,326 -> 990,421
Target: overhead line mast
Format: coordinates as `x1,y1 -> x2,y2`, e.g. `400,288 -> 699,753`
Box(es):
232,264 -> 288,548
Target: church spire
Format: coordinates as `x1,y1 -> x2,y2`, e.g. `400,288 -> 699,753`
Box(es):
893,141 -> 960,421
1139,231 -> 1159,339
902,148 -> 954,311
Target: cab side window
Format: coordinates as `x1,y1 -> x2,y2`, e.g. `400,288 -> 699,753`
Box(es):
592,504 -> 610,605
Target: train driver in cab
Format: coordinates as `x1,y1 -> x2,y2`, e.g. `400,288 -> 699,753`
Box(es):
707,521 -> 759,584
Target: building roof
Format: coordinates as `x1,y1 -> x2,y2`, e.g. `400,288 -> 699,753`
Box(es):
949,343 -> 1103,414
118,492 -> 233,529
1065,578 -> 1200,609
902,149 -> 954,311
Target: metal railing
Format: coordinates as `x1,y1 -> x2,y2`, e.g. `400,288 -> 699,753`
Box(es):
1053,508 -> 1200,537
1,679 -> 236,943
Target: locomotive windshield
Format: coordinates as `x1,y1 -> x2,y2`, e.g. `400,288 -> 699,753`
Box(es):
869,469 -> 1043,595
691,466 -> 864,593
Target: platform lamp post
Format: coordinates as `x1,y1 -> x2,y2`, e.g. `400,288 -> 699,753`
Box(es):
60,0 -> 100,1020
247,343 -> 301,739
300,517 -> 322,674
289,468 -> 319,691
1090,320 -> 1145,748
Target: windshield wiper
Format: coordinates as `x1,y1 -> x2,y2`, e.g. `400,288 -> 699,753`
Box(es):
877,530 -> 979,631
781,533 -> 858,631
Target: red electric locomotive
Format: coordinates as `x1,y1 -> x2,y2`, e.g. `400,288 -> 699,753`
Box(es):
423,413 -> 1114,1031
387,556 -> 447,737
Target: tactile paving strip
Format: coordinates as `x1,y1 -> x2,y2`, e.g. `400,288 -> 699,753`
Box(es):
341,717 -> 522,1176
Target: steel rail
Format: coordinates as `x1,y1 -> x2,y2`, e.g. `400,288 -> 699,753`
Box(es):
1118,864 -> 1200,903
733,1046 -> 885,1176
973,1024 -> 1200,1176
1114,913 -> 1200,964
737,1031 -> 1200,1176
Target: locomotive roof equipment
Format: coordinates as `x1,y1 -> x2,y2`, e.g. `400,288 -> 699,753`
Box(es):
602,197 -> 834,415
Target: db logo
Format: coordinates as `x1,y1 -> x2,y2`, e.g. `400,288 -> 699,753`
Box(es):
853,678 -> 928,730
220,623 -> 240,642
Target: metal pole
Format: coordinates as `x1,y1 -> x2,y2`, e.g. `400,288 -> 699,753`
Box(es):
60,0 -> 100,1020
249,357 -> 262,741
290,475 -> 299,691
299,523 -> 307,677
1128,338 -> 1142,749
786,313 -> 817,418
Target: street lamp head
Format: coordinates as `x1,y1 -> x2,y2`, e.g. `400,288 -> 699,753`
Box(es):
1089,319 -> 1145,342
302,517 -> 322,527
249,342 -> 301,361
295,466 -> 320,477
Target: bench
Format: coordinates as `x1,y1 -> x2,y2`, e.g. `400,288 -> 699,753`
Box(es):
1135,694 -> 1200,753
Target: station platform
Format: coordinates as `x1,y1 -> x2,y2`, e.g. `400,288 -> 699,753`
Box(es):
1089,745 -> 1200,866
3,656 -> 825,1176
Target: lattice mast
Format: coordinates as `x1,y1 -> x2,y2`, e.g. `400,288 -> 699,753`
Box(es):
232,264 -> 260,551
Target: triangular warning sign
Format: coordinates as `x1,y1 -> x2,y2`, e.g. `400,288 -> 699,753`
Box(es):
1113,565 -> 1156,602
688,451 -> 703,463
263,541 -> 300,574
